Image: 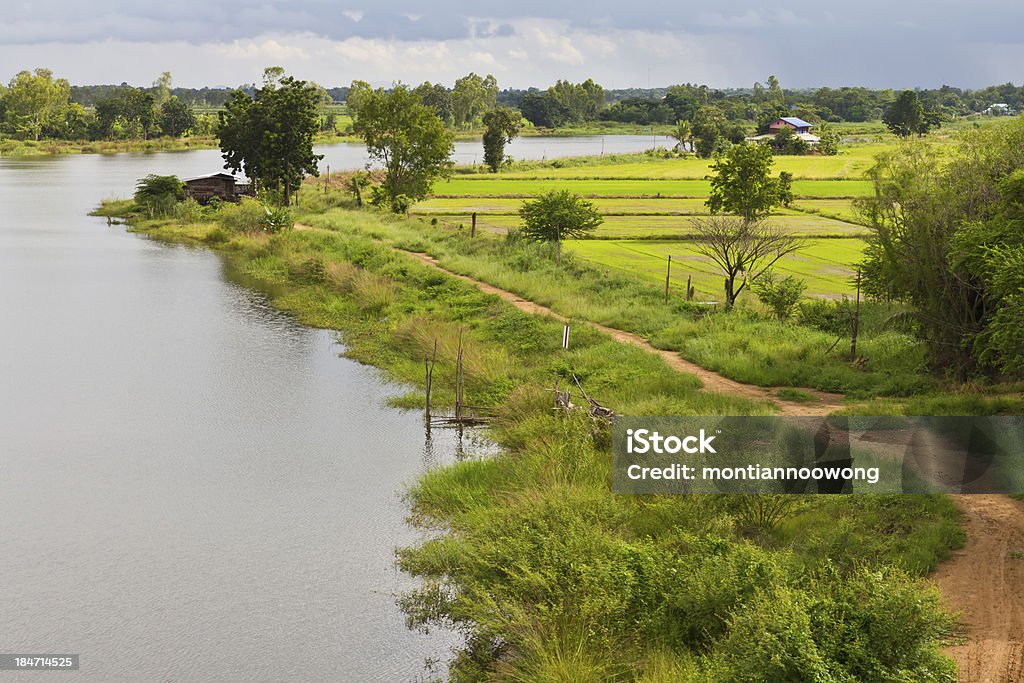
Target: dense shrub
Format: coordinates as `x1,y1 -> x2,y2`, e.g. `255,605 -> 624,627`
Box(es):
752,271 -> 806,320
217,197 -> 292,234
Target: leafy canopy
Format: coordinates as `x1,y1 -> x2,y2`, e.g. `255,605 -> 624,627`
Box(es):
352,85 -> 454,211
481,106 -> 521,173
707,142 -> 785,223
518,189 -> 603,244
218,67 -> 323,204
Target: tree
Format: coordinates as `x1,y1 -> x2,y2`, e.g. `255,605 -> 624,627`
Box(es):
451,73 -> 498,128
518,190 -> 603,265
691,216 -> 804,307
520,92 -> 570,128
883,90 -> 927,138
481,107 -> 521,172
858,120 -> 1024,378
818,124 -> 841,156
4,68 -> 71,140
153,71 -> 173,107
707,143 -> 786,223
352,85 -> 454,211
414,82 -> 454,125
669,120 -> 693,153
691,105 -> 727,158
345,80 -> 373,118
218,70 -> 323,205
158,97 -> 196,137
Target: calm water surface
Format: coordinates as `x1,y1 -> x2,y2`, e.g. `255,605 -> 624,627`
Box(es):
0,136 -> 660,681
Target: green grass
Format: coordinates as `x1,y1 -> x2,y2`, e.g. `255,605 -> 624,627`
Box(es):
432,176 -> 874,198
425,212 -> 868,240
568,238 -> 865,299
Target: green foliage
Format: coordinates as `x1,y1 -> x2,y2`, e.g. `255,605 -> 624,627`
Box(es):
218,70 -> 323,204
158,96 -> 196,137
817,124 -> 842,156
481,106 -> 521,172
751,270 -> 807,320
352,85 -> 454,211
858,119 -> 1024,378
217,197 -> 290,234
883,90 -> 938,138
692,105 -> 728,158
518,189 -> 603,250
451,72 -> 499,128
3,68 -> 72,141
707,143 -> 782,222
133,174 -> 184,216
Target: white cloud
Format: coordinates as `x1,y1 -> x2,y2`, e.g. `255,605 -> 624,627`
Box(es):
342,10 -> 364,22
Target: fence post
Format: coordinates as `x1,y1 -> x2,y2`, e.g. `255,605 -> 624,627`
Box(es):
664,255 -> 672,303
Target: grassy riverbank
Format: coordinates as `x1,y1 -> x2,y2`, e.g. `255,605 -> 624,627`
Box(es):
96,192 -> 970,681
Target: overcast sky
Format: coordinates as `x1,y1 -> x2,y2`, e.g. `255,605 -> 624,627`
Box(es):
1,1 -> 1021,90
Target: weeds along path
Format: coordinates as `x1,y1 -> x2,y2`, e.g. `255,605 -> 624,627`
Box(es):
933,495 -> 1024,682
397,248 -> 842,417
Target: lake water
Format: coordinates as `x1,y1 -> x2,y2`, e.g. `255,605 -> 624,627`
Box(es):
0,135 -> 662,680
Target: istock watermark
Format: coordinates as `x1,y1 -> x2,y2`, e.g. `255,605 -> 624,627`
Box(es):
612,416 -> 1024,494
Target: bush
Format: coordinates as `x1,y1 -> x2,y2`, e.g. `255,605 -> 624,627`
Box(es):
173,197 -> 204,224
798,299 -> 854,336
752,271 -> 806,320
133,174 -> 183,217
217,197 -> 291,234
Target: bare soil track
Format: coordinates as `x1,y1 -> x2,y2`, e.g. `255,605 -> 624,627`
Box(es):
934,495 -> 1024,682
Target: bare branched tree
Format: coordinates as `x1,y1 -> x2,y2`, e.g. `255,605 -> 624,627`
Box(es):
691,216 -> 804,307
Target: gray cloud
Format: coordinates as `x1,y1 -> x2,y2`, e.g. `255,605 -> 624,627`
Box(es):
1,1 -> 1022,88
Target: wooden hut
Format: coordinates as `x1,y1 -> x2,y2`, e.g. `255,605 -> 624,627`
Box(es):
183,173 -> 253,204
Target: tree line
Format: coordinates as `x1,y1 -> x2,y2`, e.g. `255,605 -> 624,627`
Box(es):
0,69 -> 206,141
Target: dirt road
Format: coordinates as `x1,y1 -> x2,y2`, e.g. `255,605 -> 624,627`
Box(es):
934,495 -> 1024,682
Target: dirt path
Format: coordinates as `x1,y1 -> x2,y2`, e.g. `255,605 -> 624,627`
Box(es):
933,495 -> 1024,682
399,249 -> 842,417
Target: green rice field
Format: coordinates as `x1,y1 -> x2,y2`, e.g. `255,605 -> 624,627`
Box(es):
419,144 -> 890,300
568,238 -> 866,299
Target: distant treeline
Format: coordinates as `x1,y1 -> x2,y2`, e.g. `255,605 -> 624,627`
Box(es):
66,79 -> 1024,125
3,64 -> 1022,146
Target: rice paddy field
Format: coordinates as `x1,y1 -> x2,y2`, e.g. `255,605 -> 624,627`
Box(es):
408,140 -> 895,300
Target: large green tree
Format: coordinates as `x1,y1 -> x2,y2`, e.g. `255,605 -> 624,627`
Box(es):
3,68 -> 71,140
481,107 -> 521,172
158,96 -> 196,137
352,85 -> 454,210
858,121 -> 1024,378
218,68 -> 323,205
451,73 -> 498,128
707,142 -> 785,223
883,90 -> 930,138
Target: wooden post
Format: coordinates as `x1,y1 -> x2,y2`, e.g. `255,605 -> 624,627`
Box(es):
664,255 -> 672,303
455,331 -> 464,421
325,164 -> 330,193
562,324 -> 570,350
424,338 -> 437,420
686,274 -> 693,301
851,269 -> 861,360
471,212 -> 477,238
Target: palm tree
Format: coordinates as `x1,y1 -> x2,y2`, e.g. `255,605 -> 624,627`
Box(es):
670,120 -> 693,153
